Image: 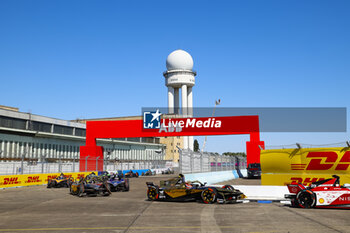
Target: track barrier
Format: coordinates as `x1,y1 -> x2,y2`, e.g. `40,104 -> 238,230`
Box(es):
0,172 -> 95,189
184,169 -> 247,185
261,147 -> 350,185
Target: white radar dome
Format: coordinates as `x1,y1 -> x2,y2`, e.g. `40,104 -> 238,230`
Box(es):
166,49 -> 194,71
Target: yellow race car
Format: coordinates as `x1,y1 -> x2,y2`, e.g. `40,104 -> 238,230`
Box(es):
47,173 -> 74,188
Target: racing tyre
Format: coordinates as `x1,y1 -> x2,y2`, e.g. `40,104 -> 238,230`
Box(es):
78,183 -> 85,197
296,190 -> 316,208
108,184 -> 115,192
147,187 -> 158,201
123,178 -> 130,192
47,180 -> 52,188
201,188 -> 217,204
103,182 -> 112,196
51,181 -> 57,188
67,178 -> 74,187
70,183 -> 78,195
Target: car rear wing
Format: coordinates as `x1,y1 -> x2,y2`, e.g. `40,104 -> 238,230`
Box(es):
287,183 -> 306,194
146,182 -> 156,187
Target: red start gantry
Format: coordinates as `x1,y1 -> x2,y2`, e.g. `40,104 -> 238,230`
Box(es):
80,115 -> 265,171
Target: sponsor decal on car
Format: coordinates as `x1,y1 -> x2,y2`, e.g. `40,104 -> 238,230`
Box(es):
290,177 -> 326,186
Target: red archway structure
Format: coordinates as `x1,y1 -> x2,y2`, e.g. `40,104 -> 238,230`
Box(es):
80,115 -> 265,171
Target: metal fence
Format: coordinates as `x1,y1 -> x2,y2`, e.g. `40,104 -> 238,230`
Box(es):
179,149 -> 247,174
0,158 -> 172,175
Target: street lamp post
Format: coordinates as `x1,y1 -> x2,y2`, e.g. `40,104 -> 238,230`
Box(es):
59,154 -> 62,173
21,146 -> 27,175
201,99 -> 221,152
96,156 -> 100,171
73,155 -> 77,172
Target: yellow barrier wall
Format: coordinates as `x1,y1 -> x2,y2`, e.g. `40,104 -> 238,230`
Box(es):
0,172 -> 95,189
261,147 -> 350,185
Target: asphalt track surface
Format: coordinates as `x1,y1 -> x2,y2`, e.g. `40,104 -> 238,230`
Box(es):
1,175 -> 350,233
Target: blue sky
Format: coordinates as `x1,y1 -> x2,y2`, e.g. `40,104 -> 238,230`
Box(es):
1,1 -> 349,152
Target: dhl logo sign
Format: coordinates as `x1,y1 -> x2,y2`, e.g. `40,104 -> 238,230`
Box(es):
45,175 -> 58,182
25,176 -> 42,183
0,177 -> 21,185
261,148 -> 350,185
291,151 -> 350,171
74,174 -> 86,180
290,177 -> 325,186
0,172 -> 94,188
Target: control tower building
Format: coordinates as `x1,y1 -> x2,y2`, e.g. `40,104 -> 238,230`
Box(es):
163,49 -> 197,151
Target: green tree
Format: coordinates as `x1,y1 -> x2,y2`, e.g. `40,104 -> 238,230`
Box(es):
194,139 -> 199,152
223,152 -> 246,157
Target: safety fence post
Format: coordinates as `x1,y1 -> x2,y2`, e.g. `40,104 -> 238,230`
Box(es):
85,156 -> 89,172
21,151 -> 25,175
96,156 -> 100,171
59,154 -> 62,173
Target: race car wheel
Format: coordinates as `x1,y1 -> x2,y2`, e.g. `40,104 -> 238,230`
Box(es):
123,179 -> 130,192
78,183 -> 85,197
108,184 -> 114,192
102,182 -> 112,196
296,190 -> 316,208
223,185 -> 234,190
147,187 -> 158,201
70,183 -> 79,195
67,178 -> 74,187
47,180 -> 52,188
201,188 -> 217,204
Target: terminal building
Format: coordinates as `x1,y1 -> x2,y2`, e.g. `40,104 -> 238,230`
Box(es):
0,105 -> 166,167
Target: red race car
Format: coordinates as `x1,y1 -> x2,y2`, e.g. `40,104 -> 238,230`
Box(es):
285,175 -> 350,209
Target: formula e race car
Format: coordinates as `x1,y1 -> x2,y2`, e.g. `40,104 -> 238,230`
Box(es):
70,174 -> 111,197
107,176 -> 129,192
124,170 -> 139,178
146,174 -> 245,204
47,173 -> 73,188
141,169 -> 155,176
161,168 -> 174,175
285,175 -> 350,209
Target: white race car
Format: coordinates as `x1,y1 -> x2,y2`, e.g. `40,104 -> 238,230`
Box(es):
285,175 -> 350,209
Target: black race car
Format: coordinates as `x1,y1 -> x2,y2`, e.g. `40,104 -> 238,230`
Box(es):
70,174 -> 111,197
146,174 -> 245,204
